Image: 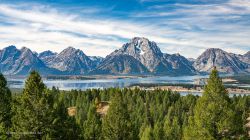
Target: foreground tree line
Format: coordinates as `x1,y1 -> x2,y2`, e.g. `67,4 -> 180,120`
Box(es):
0,69 -> 249,139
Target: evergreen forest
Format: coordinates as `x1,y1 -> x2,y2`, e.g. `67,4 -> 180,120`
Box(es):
0,69 -> 249,139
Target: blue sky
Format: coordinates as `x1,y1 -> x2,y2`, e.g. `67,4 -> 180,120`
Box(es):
0,0 -> 249,58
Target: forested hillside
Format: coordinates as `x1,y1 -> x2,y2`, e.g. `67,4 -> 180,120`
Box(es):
0,69 -> 249,139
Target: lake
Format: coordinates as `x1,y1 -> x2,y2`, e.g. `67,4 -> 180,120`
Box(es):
7,75 -> 210,90
6,75 -> 250,96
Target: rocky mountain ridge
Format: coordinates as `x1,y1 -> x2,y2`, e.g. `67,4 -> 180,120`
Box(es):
100,37 -> 196,75
0,46 -> 60,75
193,48 -> 248,73
0,37 -> 249,75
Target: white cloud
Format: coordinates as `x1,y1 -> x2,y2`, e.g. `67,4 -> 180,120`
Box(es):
0,1 -> 249,58
131,0 -> 250,56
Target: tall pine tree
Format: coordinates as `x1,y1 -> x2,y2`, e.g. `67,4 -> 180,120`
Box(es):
0,74 -> 12,139
49,87 -> 80,139
12,71 -> 54,139
184,68 -> 234,139
83,103 -> 101,140
102,92 -> 132,140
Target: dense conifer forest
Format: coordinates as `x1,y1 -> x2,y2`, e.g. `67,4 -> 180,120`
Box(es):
0,69 -> 249,139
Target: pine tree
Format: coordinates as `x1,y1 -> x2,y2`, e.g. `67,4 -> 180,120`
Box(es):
153,121 -> 164,140
102,92 -> 132,140
184,68 -> 234,139
140,125 -> 153,140
11,71 -> 54,139
0,74 -> 12,139
164,106 -> 181,140
83,103 -> 101,140
51,92 -> 80,140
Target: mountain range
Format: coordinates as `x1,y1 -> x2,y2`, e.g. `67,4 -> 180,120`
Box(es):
0,37 -> 249,75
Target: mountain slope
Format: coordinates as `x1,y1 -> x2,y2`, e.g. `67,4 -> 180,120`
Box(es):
193,48 -> 247,73
164,53 -> 197,75
1,39 -> 249,75
46,47 -> 94,74
109,37 -> 166,72
0,46 -> 60,75
38,50 -> 57,65
90,54 -> 149,74
241,51 -> 250,64
89,56 -> 104,68
96,37 -> 195,75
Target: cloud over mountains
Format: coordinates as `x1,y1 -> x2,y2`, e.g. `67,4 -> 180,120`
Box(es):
0,0 -> 249,58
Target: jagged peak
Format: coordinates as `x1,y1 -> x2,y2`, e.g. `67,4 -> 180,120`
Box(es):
89,56 -> 104,60
57,46 -> 88,59
131,37 -> 149,42
60,46 -> 82,54
63,46 -> 77,51
124,37 -> 161,54
130,37 -> 158,47
41,50 -> 55,54
173,53 -> 181,57
39,50 -> 57,57
20,47 -> 37,57
20,47 -> 35,55
3,45 -> 17,51
21,46 -> 30,51
206,48 -> 224,52
199,48 -> 228,58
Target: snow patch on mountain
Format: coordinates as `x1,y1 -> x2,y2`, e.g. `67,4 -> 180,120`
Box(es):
134,39 -> 145,55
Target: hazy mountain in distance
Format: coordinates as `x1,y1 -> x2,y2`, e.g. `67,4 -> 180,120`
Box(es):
193,48 -> 247,73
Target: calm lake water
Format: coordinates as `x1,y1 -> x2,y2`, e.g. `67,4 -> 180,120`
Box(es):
6,75 -> 250,96
7,75 -> 209,90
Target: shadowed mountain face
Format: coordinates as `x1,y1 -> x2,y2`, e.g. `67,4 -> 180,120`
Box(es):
193,48 -> 247,73
0,38 -> 249,75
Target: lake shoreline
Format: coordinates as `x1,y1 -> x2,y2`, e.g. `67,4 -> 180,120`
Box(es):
131,85 -> 250,94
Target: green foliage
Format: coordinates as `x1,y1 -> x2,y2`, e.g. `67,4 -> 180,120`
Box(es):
49,87 -> 79,139
11,71 -> 79,139
140,124 -> 153,140
0,70 -> 248,139
164,107 -> 181,140
184,68 -> 236,139
0,74 -> 12,139
102,92 -> 132,140
11,71 -> 53,139
83,104 -> 101,140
